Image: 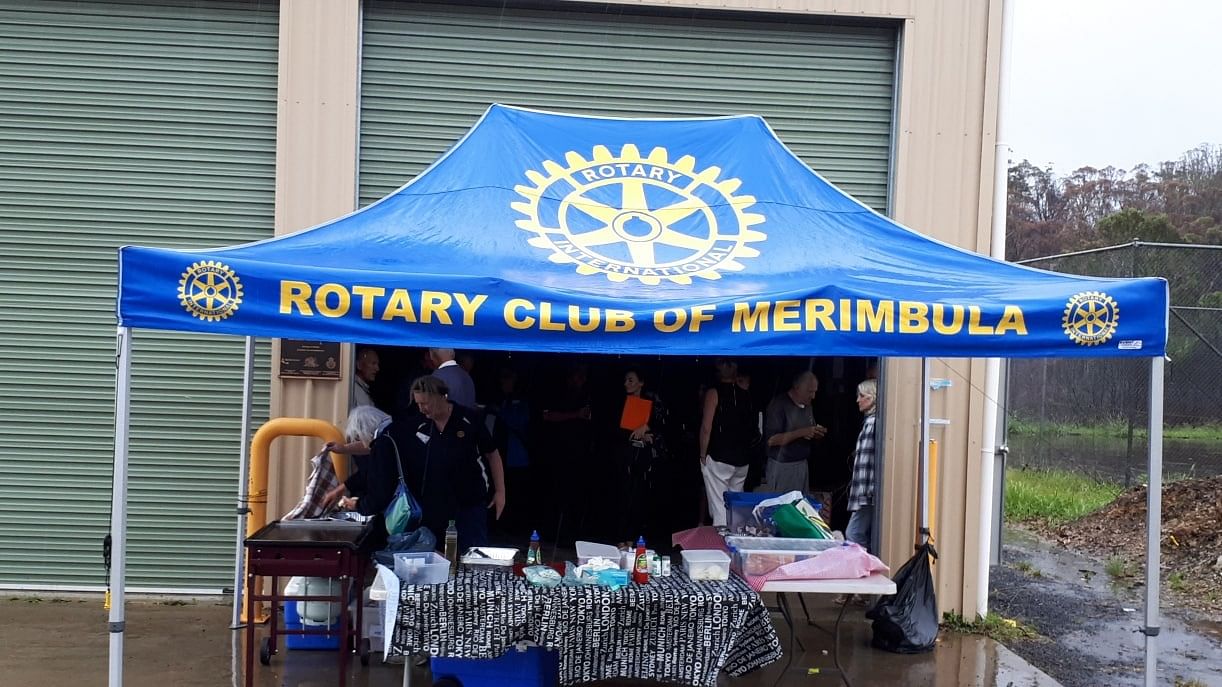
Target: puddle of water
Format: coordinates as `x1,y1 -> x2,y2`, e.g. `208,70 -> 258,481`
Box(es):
995,526 -> 1222,687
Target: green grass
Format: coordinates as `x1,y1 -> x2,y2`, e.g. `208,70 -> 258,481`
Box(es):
1168,571 -> 1188,593
1105,555 -> 1135,580
1012,561 -> 1044,578
1004,468 -> 1125,525
1008,417 -> 1222,442
941,611 -> 1041,642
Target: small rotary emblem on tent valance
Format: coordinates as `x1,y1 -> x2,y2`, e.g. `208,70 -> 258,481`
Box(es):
178,260 -> 243,322
1062,291 -> 1119,346
512,144 -> 766,285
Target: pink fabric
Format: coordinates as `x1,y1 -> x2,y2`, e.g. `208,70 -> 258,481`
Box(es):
672,526 -> 729,551
744,543 -> 889,592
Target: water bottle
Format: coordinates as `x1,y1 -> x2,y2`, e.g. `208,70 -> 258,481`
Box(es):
526,530 -> 542,565
444,520 -> 458,574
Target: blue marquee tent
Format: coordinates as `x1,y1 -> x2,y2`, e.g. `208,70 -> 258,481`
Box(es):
118,105 -> 1167,358
106,105 -> 1169,686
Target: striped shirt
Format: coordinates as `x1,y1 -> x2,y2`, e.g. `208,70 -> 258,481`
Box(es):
847,413 -> 877,511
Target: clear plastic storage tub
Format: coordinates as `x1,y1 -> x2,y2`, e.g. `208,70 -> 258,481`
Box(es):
724,536 -> 841,576
679,549 -> 731,581
393,551 -> 450,585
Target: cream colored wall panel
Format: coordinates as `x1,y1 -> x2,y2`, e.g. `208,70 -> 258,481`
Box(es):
267,342 -> 353,523
267,0 -> 361,528
274,0 -> 361,236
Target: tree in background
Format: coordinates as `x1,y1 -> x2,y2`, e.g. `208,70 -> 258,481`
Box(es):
1006,144 -> 1222,261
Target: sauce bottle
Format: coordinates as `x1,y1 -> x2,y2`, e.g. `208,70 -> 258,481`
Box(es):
632,536 -> 650,584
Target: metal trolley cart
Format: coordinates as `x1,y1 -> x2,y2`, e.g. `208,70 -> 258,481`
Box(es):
244,519 -> 375,687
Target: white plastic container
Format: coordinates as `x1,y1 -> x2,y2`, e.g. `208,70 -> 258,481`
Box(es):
284,576 -> 340,625
460,546 -> 518,567
680,549 -> 731,581
392,551 -> 450,585
724,536 -> 841,576
575,541 -> 620,565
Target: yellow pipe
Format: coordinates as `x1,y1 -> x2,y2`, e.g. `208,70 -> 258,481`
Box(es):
929,439 -> 938,543
244,417 -> 346,623
915,439 -> 939,546
246,417 -> 346,540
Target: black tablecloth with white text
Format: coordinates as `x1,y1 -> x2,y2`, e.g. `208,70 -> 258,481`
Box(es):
389,567 -> 782,686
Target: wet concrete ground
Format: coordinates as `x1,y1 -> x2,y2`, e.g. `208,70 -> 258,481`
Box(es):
990,527 -> 1222,687
0,592 -> 1058,687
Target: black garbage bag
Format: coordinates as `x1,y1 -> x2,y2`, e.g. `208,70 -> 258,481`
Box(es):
866,542 -> 939,653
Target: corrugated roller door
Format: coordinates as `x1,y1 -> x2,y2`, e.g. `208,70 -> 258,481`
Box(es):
360,2 -> 896,210
0,0 -> 278,589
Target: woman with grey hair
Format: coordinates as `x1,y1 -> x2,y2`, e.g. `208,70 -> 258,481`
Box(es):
323,405 -> 404,518
845,379 -> 879,550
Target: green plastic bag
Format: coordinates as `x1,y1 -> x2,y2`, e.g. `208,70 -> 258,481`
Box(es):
773,503 -> 831,539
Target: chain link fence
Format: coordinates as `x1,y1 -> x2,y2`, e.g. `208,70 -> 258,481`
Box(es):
1007,242 -> 1222,483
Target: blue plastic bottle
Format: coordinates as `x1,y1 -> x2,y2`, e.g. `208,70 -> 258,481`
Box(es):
526,530 -> 542,565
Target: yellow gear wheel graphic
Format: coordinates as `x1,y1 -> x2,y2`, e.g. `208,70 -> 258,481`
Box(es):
1062,291 -> 1119,346
511,144 -> 767,285
178,260 -> 243,322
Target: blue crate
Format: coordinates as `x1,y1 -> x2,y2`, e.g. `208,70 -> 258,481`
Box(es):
723,491 -> 784,532
432,646 -> 559,687
284,599 -> 342,650
723,491 -> 821,533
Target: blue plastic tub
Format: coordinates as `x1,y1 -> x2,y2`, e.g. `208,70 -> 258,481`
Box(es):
723,491 -> 821,533
432,646 -> 559,687
723,491 -> 784,533
283,599 -> 342,650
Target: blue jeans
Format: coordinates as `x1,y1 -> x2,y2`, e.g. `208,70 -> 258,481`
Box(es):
846,505 -> 874,551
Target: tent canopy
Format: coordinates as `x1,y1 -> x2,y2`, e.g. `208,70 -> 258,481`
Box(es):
118,104 -> 1167,357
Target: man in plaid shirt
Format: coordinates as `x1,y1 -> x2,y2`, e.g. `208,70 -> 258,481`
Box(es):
846,379 -> 878,550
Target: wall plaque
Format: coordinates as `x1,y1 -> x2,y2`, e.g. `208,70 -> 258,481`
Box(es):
279,340 -> 341,379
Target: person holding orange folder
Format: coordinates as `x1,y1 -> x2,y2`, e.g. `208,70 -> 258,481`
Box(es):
616,368 -> 667,542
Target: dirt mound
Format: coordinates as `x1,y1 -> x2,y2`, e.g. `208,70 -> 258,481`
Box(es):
1051,475 -> 1222,613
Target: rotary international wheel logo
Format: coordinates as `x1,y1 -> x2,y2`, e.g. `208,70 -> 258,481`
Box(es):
1062,291 -> 1119,346
178,260 -> 243,322
512,144 -> 767,285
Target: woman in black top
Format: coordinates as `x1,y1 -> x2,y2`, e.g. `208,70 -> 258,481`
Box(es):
698,358 -> 758,526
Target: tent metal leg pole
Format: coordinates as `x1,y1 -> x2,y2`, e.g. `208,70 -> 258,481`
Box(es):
230,336 -> 256,629
108,327 -> 133,687
920,358 -> 931,545
1143,356 -> 1164,687
977,356 -> 1001,615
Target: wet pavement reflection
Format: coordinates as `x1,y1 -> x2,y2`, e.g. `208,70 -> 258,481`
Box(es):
1,593 -> 1060,687
991,527 -> 1222,687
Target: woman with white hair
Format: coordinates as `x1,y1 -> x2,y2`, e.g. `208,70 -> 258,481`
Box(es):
323,405 -> 403,518
845,379 -> 878,550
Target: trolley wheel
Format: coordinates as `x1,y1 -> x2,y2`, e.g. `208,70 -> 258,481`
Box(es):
259,636 -> 273,666
359,638 -> 371,666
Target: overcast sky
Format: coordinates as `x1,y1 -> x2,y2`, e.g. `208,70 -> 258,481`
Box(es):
1008,0 -> 1222,173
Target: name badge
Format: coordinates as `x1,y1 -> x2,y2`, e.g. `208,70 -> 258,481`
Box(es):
416,432 -> 430,444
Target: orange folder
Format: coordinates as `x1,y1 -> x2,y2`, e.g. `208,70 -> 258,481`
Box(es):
619,396 -> 653,431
